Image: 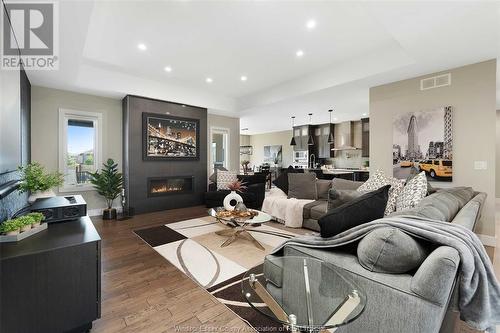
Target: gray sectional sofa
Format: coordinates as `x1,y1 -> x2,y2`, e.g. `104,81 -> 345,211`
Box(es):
302,178 -> 363,231
265,187 -> 486,333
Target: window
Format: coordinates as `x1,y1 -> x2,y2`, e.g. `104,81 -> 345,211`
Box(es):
59,109 -> 102,191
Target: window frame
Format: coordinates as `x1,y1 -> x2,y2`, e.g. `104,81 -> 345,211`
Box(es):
58,108 -> 103,192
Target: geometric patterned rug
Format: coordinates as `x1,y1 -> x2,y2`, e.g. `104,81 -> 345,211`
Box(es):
134,216 -> 302,331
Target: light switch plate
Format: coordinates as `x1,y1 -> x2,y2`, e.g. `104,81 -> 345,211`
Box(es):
474,161 -> 487,170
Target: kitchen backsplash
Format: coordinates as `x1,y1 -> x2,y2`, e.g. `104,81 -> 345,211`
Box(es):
329,150 -> 369,169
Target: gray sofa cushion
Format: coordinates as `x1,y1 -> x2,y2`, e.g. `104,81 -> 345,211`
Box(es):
331,178 -> 363,190
316,179 -> 332,200
390,187 -> 475,222
357,227 -> 430,273
328,189 -> 363,210
310,201 -> 328,220
302,201 -> 324,219
288,173 -> 317,200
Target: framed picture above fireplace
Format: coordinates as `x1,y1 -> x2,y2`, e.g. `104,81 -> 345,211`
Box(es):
143,113 -> 200,160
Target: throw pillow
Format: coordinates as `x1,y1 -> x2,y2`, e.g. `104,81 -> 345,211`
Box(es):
357,170 -> 404,216
396,171 -> 428,211
405,168 -> 434,195
287,173 -> 317,200
209,166 -> 228,183
357,227 -> 430,273
318,185 -> 390,238
327,189 -> 363,210
216,170 -> 237,190
316,179 -> 332,200
272,168 -> 303,194
332,178 -> 364,191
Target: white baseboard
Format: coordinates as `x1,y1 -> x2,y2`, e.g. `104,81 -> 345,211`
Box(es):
87,206 -> 122,217
477,234 -> 497,247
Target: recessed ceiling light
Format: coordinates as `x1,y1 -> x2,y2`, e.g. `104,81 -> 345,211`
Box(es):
206,77 -> 213,83
240,76 -> 247,81
296,50 -> 304,57
362,113 -> 367,116
164,66 -> 172,72
306,19 -> 316,30
137,43 -> 147,51
333,117 -> 338,121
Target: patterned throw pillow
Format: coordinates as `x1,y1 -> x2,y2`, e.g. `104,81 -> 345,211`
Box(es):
357,170 -> 404,216
216,170 -> 238,190
396,171 -> 428,211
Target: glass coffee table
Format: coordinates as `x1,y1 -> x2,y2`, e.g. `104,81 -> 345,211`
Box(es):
242,256 -> 366,332
208,208 -> 272,250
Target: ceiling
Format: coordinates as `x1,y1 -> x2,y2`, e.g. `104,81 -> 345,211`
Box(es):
26,1 -> 500,134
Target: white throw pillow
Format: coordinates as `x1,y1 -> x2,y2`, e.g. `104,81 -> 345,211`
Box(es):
396,171 -> 428,211
357,170 -> 404,216
217,170 -> 238,190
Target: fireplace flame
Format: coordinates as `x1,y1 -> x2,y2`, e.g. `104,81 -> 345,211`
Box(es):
151,185 -> 184,193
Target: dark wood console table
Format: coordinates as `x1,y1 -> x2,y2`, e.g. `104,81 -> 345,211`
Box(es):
0,216 -> 101,333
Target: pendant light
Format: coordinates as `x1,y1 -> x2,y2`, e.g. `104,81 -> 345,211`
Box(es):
289,116 -> 297,146
328,109 -> 334,144
307,113 -> 314,146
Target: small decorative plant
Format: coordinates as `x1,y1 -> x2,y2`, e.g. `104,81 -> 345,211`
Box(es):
0,219 -> 21,235
18,162 -> 64,202
27,212 -> 45,227
227,180 -> 247,192
89,159 -> 123,220
17,216 -> 35,232
241,160 -> 250,174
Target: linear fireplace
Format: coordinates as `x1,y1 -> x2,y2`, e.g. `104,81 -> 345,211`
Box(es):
147,176 -> 194,197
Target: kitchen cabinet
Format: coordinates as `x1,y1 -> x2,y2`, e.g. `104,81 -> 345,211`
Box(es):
361,118 -> 370,157
315,124 -> 334,158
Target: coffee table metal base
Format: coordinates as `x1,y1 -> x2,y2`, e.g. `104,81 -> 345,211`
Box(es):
215,227 -> 265,250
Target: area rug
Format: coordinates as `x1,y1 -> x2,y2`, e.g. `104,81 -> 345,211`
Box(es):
134,216 -> 302,331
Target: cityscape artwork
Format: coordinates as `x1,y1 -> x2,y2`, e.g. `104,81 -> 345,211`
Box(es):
393,106 -> 452,182
143,113 -> 199,160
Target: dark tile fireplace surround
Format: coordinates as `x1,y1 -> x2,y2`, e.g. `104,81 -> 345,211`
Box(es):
122,95 -> 207,214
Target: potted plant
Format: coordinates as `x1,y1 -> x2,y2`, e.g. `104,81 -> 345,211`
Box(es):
241,160 -> 250,174
18,162 -> 64,203
27,212 -> 45,228
0,219 -> 21,236
17,216 -> 35,232
89,159 -> 123,220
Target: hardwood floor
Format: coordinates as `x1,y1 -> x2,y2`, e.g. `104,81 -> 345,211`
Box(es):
90,206 -> 253,333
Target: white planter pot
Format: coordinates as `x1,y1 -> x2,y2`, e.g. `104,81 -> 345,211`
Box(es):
28,189 -> 56,203
32,221 -> 41,228
5,230 -> 19,236
223,191 -> 243,211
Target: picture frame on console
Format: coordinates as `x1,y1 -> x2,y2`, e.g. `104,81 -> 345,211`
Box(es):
142,112 -> 200,161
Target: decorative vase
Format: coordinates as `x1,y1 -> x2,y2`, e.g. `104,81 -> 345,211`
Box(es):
28,189 -> 56,204
103,208 -> 117,220
223,191 -> 243,211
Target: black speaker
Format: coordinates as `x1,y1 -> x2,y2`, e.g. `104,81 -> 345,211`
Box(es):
29,195 -> 87,223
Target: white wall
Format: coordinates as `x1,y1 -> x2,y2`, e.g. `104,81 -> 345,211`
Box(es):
370,60 -> 497,236
496,110 -> 500,198
31,86 -> 123,211
247,130 -> 293,168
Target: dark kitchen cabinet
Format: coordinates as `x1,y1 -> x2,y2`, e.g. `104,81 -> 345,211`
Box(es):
0,217 -> 101,333
315,124 -> 334,158
361,118 -> 370,157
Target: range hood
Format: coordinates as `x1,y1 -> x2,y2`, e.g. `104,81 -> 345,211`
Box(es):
331,121 -> 360,151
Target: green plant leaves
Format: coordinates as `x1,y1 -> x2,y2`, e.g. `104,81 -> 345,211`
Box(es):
89,158 -> 123,209
18,162 -> 64,193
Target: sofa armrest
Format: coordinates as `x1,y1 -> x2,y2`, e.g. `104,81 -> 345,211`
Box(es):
410,246 -> 460,305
